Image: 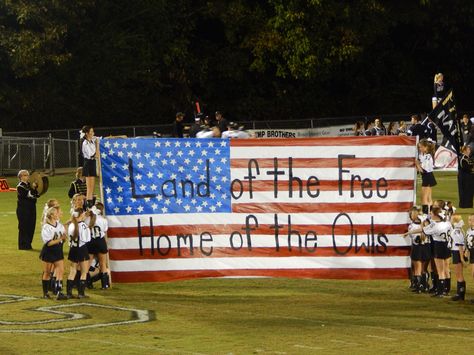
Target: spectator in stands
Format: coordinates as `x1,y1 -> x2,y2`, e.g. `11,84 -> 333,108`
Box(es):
407,114 -> 428,138
432,73 -> 447,109
172,112 -> 185,138
368,117 -> 386,136
188,114 -> 203,138
222,122 -> 250,139
364,121 -> 374,136
461,114 -> 472,145
397,120 -> 407,135
215,111 -> 228,137
353,121 -> 365,136
196,125 -> 221,138
387,121 -> 398,135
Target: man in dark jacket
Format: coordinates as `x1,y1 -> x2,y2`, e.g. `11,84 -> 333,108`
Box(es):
16,170 -> 39,250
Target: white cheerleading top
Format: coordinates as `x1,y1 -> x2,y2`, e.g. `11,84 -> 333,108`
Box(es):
68,221 -> 91,248
419,153 -> 434,173
41,222 -> 66,244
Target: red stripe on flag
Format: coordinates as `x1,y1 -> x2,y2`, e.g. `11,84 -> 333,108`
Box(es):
230,136 -> 416,147
107,223 -> 408,238
109,246 -> 410,260
111,267 -> 409,282
231,179 -> 414,192
231,157 -> 415,169
232,202 -> 413,214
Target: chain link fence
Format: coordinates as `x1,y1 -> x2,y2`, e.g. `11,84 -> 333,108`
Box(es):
0,134 -> 78,176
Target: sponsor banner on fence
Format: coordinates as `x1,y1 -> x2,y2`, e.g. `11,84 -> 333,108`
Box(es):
249,125 -> 354,138
100,136 -> 416,282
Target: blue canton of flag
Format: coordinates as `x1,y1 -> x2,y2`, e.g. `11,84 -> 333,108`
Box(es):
100,138 -> 231,216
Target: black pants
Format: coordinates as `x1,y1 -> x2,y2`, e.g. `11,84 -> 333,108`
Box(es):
458,171 -> 474,208
17,206 -> 36,250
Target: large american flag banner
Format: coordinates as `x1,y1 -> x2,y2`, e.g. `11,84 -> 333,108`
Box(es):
99,136 -> 416,282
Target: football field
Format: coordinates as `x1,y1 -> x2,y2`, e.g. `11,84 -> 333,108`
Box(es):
1,172 -> 474,354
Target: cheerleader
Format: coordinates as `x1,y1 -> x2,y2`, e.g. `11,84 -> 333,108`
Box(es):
81,125 -> 98,209
71,193 -> 87,212
41,198 -> 61,292
450,215 -> 467,301
402,206 -> 430,293
41,199 -> 60,225
422,207 -> 452,297
416,139 -> 437,215
39,207 -> 67,299
432,73 -> 446,109
88,203 -> 111,289
465,214 -> 474,303
66,208 -> 91,298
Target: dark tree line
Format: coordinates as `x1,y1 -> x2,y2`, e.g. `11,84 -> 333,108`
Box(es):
0,0 -> 473,131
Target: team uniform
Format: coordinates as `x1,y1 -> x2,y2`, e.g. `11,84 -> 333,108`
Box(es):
82,138 -> 97,177
450,227 -> 465,265
407,218 -> 431,262
87,212 -> 110,289
68,222 -> 91,262
418,152 -> 437,187
87,214 -> 109,255
423,220 -> 452,260
39,222 -> 66,263
466,227 -> 474,264
432,82 -> 446,106
16,181 -> 39,250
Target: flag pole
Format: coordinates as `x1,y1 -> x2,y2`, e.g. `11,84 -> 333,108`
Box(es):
97,137 -> 112,288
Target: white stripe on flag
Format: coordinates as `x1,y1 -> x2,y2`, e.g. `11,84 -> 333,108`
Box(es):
110,256 -> 410,272
231,146 -> 416,158
231,190 -> 414,204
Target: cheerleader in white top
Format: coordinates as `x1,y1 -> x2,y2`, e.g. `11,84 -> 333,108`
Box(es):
416,139 -> 437,215
402,206 -> 430,293
81,125 -> 98,209
39,207 -> 67,299
66,208 -> 91,298
422,207 -> 452,297
450,215 -> 467,301
88,202 -> 111,289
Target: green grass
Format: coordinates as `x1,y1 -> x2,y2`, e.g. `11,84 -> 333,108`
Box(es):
0,172 -> 474,354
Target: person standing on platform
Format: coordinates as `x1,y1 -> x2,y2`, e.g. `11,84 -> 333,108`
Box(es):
16,169 -> 39,250
432,73 -> 447,109
81,126 -> 98,209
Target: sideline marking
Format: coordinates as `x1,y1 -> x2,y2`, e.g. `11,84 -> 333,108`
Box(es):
330,340 -> 361,346
294,344 -> 325,350
437,324 -> 470,331
366,334 -> 396,341
0,294 -> 152,333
